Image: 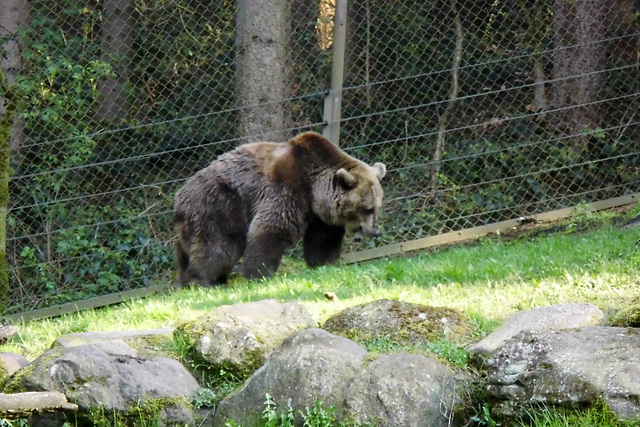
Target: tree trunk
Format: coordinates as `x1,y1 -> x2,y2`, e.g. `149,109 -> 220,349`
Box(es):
551,0 -> 610,133
0,0 -> 28,152
96,0 -> 135,121
0,0 -> 28,313
0,71 -> 15,314
236,0 -> 292,143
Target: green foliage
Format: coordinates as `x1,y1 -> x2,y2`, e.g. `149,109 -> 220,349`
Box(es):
5,0 -> 245,313
338,0 -> 638,253
191,387 -> 217,410
471,404 -> 501,427
519,402 -> 640,427
226,394 -> 346,427
7,0 -> 177,310
301,400 -> 336,427
261,393 -> 295,427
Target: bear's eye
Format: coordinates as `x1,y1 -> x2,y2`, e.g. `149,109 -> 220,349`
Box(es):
346,213 -> 359,222
361,207 -> 374,215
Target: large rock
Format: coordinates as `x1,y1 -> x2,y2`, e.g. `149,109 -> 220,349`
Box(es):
180,299 -> 317,377
323,299 -> 473,344
6,340 -> 199,425
469,303 -> 606,357
487,326 -> 640,420
345,352 -> 461,427
213,328 -> 367,426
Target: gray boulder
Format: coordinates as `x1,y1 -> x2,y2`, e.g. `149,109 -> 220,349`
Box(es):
1,352 -> 29,377
180,299 -> 317,377
213,328 -> 367,426
7,340 -> 199,425
323,299 -> 473,344
488,326 -> 640,420
345,352 -> 461,427
469,303 -> 606,357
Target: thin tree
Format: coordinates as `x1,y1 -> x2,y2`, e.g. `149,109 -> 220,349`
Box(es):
430,0 -> 463,189
517,0 -> 552,114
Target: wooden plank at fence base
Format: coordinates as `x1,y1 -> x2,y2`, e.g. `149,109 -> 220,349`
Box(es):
343,192 -> 640,264
3,283 -> 171,324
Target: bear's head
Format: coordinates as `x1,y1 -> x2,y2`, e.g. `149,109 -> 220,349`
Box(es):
314,161 -> 386,237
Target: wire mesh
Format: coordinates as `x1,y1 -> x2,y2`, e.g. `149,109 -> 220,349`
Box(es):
0,0 -> 638,315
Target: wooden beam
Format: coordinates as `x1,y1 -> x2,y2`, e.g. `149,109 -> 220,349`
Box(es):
3,283 -> 171,323
0,391 -> 78,418
342,192 -> 640,264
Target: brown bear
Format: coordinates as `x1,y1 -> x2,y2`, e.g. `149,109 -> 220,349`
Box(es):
173,131 -> 386,286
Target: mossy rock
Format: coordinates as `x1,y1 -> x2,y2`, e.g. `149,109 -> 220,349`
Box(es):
610,304 -> 640,327
4,350 -> 63,394
323,299 -> 474,345
0,359 -> 8,391
177,299 -> 317,380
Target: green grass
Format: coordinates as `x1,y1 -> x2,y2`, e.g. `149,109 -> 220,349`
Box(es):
517,402 -> 640,427
4,210 -> 640,361
360,334 -> 470,367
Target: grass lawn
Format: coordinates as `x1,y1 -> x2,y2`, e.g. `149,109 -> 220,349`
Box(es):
4,204 -> 640,362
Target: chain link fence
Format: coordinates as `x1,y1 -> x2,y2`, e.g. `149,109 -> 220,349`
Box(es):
1,0 -> 638,315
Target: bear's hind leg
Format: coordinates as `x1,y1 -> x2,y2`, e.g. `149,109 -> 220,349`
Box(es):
189,183 -> 247,285
189,246 -> 240,286
175,241 -> 193,287
187,235 -> 243,286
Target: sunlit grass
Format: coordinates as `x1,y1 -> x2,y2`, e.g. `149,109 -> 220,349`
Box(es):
4,209 -> 640,361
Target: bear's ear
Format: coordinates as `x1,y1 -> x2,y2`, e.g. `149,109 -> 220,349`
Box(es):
336,168 -> 357,188
373,162 -> 386,181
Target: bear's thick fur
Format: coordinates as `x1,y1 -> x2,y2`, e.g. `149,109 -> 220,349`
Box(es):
173,131 -> 386,286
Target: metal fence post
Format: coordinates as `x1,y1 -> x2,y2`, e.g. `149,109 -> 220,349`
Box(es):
323,0 -> 347,146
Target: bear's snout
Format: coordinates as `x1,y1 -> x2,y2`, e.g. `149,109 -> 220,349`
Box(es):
360,225 -> 381,238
